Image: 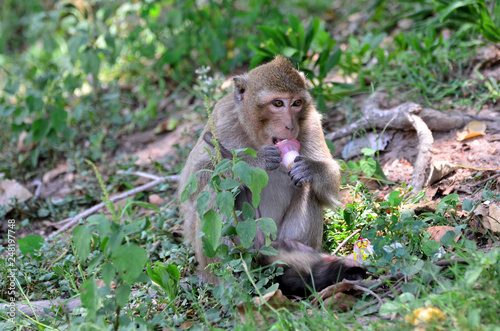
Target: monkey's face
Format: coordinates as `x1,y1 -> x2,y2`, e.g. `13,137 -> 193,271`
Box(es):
256,92 -> 309,146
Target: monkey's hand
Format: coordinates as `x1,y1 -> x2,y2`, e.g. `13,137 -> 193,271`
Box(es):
288,156 -> 313,187
259,145 -> 282,170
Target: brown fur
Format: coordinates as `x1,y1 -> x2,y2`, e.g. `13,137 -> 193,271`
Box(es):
178,56 -> 345,287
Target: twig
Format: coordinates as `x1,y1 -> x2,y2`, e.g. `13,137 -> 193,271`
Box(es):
29,179 -> 43,201
470,172 -> 500,188
48,175 -> 179,238
332,229 -> 361,255
116,170 -> 163,181
352,284 -> 383,309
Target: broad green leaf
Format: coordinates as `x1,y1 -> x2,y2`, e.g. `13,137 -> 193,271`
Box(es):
259,245 -> 279,256
388,190 -> 403,207
81,50 -> 101,75
232,161 -> 252,184
248,168 -> 269,207
49,107 -> 67,132
361,147 -> 376,156
80,278 -> 99,321
462,199 -> 474,212
343,205 -> 357,226
324,48 -> 341,74
102,262 -> 115,287
214,159 -> 232,176
197,191 -> 211,218
360,157 -> 377,178
26,95 -> 44,113
219,178 -> 240,190
236,219 -> 257,249
115,283 -> 131,307
242,202 -> 255,220
31,118 -> 50,142
112,244 -> 148,284
465,265 -> 483,285
257,218 -> 277,239
201,209 -> 222,257
181,173 -> 198,202
216,191 -> 234,217
73,225 -> 92,263
422,240 -> 441,257
17,235 -> 44,256
379,301 -> 402,315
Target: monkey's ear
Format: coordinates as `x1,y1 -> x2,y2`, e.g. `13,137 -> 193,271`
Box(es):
233,76 -> 247,104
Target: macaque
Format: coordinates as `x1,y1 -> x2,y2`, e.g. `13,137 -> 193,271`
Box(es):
178,56 -> 366,296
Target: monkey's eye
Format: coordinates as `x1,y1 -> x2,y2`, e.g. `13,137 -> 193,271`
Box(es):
292,100 -> 302,107
272,100 -> 284,107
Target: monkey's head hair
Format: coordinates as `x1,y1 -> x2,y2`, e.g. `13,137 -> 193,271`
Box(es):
247,55 -> 308,94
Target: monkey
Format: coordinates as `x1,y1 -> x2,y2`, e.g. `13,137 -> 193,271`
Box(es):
178,55 -> 366,296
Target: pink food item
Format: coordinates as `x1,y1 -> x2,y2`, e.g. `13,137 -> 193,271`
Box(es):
276,139 -> 300,170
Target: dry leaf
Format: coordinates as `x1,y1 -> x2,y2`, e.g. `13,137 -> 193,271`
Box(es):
0,179 -> 33,212
456,121 -> 487,141
480,203 -> 500,233
42,163 -> 70,184
425,226 -> 461,243
426,161 -> 459,186
148,194 -> 165,205
323,292 -> 357,312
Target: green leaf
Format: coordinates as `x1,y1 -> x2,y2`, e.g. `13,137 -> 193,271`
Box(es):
112,244 -> 148,284
80,278 -> 99,321
388,190 -> 403,207
257,218 -> 277,239
343,204 -> 357,226
73,225 -> 92,263
31,118 -> 50,142
81,49 -> 101,75
236,219 -> 257,249
360,157 -> 377,177
181,173 -> 198,203
200,209 -> 222,257
361,147 -> 376,156
440,229 -> 458,247
102,262 -> 115,287
49,107 -> 67,132
115,283 -> 131,307
214,159 -> 232,176
26,95 -> 44,113
259,245 -> 280,256
324,48 -> 341,74
17,235 -> 44,256
219,178 -> 240,190
197,191 -> 211,218
242,202 -> 255,220
216,191 -> 234,218
462,199 -> 474,212
465,265 -> 483,285
422,240 -> 441,257
379,301 -> 403,316
147,263 -> 180,301
233,162 -> 269,207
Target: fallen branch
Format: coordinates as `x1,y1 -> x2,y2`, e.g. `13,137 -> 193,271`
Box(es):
404,105 -> 434,193
48,174 -> 179,238
325,92 -> 492,141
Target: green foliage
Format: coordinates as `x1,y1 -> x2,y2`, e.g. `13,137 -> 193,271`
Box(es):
249,15 -> 359,111
182,145 -> 279,298
339,148 -> 391,185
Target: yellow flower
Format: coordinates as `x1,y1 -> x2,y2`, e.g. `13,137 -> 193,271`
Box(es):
406,306 -> 446,327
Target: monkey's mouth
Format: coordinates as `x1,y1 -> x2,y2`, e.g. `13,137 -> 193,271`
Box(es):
272,137 -> 286,145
